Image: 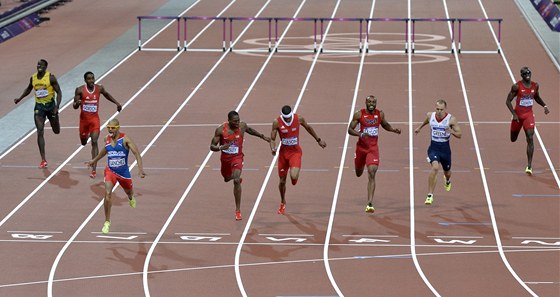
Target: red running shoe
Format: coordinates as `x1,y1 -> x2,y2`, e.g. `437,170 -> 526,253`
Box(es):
90,170 -> 97,179
39,160 -> 48,169
235,210 -> 242,221
277,203 -> 286,215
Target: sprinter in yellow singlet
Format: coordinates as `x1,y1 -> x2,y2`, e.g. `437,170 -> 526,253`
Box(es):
14,59 -> 62,168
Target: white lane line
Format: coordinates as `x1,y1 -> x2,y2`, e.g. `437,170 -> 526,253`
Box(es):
408,0 -> 440,295
46,1 -> 218,296
3,247 -> 558,290
137,1 -> 287,297
446,0 -> 538,296
478,0 -> 560,189
320,2 -> 375,297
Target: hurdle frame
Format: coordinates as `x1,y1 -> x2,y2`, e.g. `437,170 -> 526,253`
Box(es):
365,18 -> 409,54
411,18 -> 455,54
137,16 -> 181,51
318,17 -> 364,53
183,16 -> 227,52
228,17 -> 273,52
274,17 -> 318,53
457,18 -> 502,54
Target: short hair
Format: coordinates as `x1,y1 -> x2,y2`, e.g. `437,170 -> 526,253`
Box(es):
84,71 -> 94,80
39,59 -> 48,67
436,99 -> 447,107
281,105 -> 292,116
109,118 -> 120,126
228,110 -> 239,120
366,95 -> 376,100
520,66 -> 530,74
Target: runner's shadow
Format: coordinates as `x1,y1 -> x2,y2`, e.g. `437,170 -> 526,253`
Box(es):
48,170 -> 79,189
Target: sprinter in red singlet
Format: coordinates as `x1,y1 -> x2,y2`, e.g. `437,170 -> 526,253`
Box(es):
506,66 -> 549,175
348,95 -> 401,213
269,105 -> 326,215
210,111 -> 271,221
73,71 -> 122,178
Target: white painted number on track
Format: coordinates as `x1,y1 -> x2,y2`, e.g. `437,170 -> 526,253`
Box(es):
521,240 -> 560,246
265,237 -> 307,243
97,235 -> 138,240
349,238 -> 391,244
433,238 -> 477,245
180,236 -> 222,242
11,233 -> 53,240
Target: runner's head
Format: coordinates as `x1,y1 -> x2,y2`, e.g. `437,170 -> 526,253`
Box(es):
520,66 -> 531,82
435,99 -> 447,118
84,71 -> 95,88
228,110 -> 240,129
281,105 -> 293,122
365,95 -> 377,112
107,118 -> 120,138
37,59 -> 48,74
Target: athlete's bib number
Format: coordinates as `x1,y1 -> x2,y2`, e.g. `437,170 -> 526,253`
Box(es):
223,145 -> 239,155
83,104 -> 98,113
281,137 -> 298,146
519,98 -> 533,107
432,129 -> 448,138
363,126 -> 378,137
109,158 -> 126,168
35,88 -> 49,99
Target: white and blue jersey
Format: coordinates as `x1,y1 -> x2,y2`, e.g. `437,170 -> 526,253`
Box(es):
105,133 -> 131,178
427,112 -> 452,171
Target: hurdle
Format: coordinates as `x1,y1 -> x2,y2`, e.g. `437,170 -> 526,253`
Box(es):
137,16 -> 181,51
228,17 -> 273,52
365,18 -> 409,53
183,16 -> 227,52
274,17 -> 318,53
411,18 -> 455,54
457,18 -> 502,54
318,17 -> 364,53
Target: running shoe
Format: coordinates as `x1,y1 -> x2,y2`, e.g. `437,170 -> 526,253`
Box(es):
39,160 -> 48,169
129,196 -> 136,208
444,177 -> 452,192
90,170 -> 97,179
365,203 -> 375,213
277,203 -> 286,215
235,210 -> 242,221
525,166 -> 532,176
425,194 -> 434,205
102,221 -> 111,234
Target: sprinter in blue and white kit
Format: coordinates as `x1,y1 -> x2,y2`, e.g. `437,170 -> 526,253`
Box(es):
86,118 -> 146,234
415,99 -> 462,205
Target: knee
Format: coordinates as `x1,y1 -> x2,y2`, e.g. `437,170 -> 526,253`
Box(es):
233,177 -> 242,186
104,192 -> 112,201
80,138 -> 88,146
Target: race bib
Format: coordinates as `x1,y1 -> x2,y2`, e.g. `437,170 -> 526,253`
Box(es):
35,88 -> 49,98
281,137 -> 298,146
109,158 -> 126,168
363,126 -> 378,136
519,98 -> 533,107
223,145 -> 239,155
432,129 -> 447,137
83,104 -> 98,113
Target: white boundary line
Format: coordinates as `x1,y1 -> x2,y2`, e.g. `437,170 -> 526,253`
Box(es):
46,1 -> 234,296
2,247 -> 558,290
321,1 -> 374,297
136,1 -> 298,296
478,0 -> 560,189
444,0 -> 537,295
407,0 -> 441,295
0,1 -> 202,160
